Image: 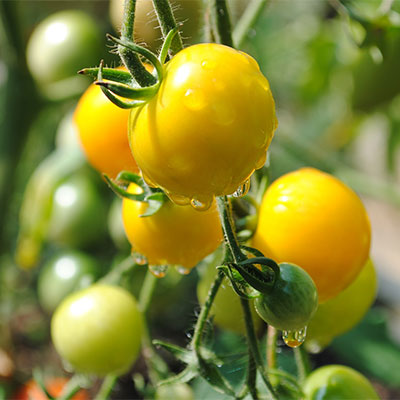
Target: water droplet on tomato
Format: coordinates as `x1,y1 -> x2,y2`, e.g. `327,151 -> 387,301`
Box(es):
255,152 -> 267,169
190,197 -> 212,211
183,88 -> 206,111
282,327 -> 307,348
149,264 -> 168,278
132,252 -> 147,266
232,179 -> 250,198
201,59 -> 217,70
176,266 -> 191,275
167,192 -> 191,206
211,102 -> 235,126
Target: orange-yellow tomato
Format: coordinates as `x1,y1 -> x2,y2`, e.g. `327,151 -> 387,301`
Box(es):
122,184 -> 223,269
74,82 -> 138,178
252,168 -> 371,302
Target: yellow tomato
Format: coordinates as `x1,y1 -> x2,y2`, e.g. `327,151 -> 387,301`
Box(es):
252,168 -> 371,302
122,184 -> 223,269
74,82 -> 138,178
306,259 -> 377,352
130,43 -> 277,210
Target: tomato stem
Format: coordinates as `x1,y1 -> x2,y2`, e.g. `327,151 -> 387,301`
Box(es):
94,375 -> 118,400
210,0 -> 234,47
120,0 -> 157,86
240,298 -> 278,400
191,269 -> 224,353
139,270 -> 170,382
294,345 -> 311,384
152,0 -> 184,56
267,325 -> 278,370
233,0 -> 269,48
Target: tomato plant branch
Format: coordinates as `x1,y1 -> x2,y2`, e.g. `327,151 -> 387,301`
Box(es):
210,0 -> 233,47
94,375 -> 118,400
266,325 -> 278,370
191,269 -> 224,353
120,0 -> 156,86
233,0 -> 268,48
216,196 -> 246,263
139,270 -> 170,383
99,256 -> 138,285
240,298 -> 277,400
294,345 -> 311,384
152,0 -> 183,55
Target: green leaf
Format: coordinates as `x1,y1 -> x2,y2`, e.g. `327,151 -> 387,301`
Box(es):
152,340 -> 194,364
103,175 -> 146,202
78,67 -> 133,84
158,367 -> 198,386
197,356 -> 236,397
95,80 -> 159,100
140,193 -> 166,217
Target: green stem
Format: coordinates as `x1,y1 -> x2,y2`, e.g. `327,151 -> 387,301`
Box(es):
211,0 -> 233,47
191,269 -> 224,353
99,256 -> 138,285
216,196 -> 246,263
119,0 -> 156,86
294,346 -> 311,384
240,299 -> 277,400
138,270 -> 169,383
152,0 -> 184,55
266,325 -> 278,370
94,375 -> 118,400
233,0 -> 268,48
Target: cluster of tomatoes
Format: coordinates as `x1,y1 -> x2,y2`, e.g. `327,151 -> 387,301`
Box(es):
16,1 -> 382,399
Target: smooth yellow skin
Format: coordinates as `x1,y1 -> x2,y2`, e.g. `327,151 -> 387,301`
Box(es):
51,284 -> 142,376
130,43 -> 277,209
122,184 -> 223,268
306,259 -> 377,352
74,83 -> 138,178
252,168 -> 371,302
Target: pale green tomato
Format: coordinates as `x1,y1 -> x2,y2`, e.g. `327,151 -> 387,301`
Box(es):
306,259 -> 377,352
51,284 -> 142,376
303,365 -> 380,399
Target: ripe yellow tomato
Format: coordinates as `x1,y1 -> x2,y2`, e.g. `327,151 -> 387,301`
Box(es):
306,259 -> 377,352
122,184 -> 223,269
129,43 -> 277,210
74,82 -> 138,178
252,168 -> 371,302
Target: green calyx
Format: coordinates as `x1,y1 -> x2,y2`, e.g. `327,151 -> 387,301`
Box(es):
79,27 -> 179,109
104,171 -> 167,217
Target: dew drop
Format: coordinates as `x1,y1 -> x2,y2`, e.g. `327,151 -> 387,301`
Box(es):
232,179 -> 251,198
167,192 -> 191,206
201,59 -> 217,70
176,266 -> 191,275
148,264 -> 168,278
132,252 -> 147,266
255,152 -> 267,169
212,102 -> 235,126
282,327 -> 307,348
183,89 -> 206,111
190,197 -> 212,211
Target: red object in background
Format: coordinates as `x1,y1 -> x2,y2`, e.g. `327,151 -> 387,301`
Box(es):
14,378 -> 88,400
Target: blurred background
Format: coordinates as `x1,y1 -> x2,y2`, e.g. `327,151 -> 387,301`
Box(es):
0,0 -> 400,398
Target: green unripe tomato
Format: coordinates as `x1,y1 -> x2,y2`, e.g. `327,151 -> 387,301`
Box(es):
46,171 -> 107,248
303,365 -> 380,399
306,259 -> 377,352
37,250 -> 99,313
51,284 -> 142,376
254,263 -> 318,331
197,259 -> 263,334
26,10 -> 103,91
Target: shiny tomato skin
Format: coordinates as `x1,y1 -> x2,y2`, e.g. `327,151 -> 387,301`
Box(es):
130,43 -> 277,209
51,284 -> 142,376
252,168 -> 371,302
74,81 -> 138,178
122,184 -> 223,269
